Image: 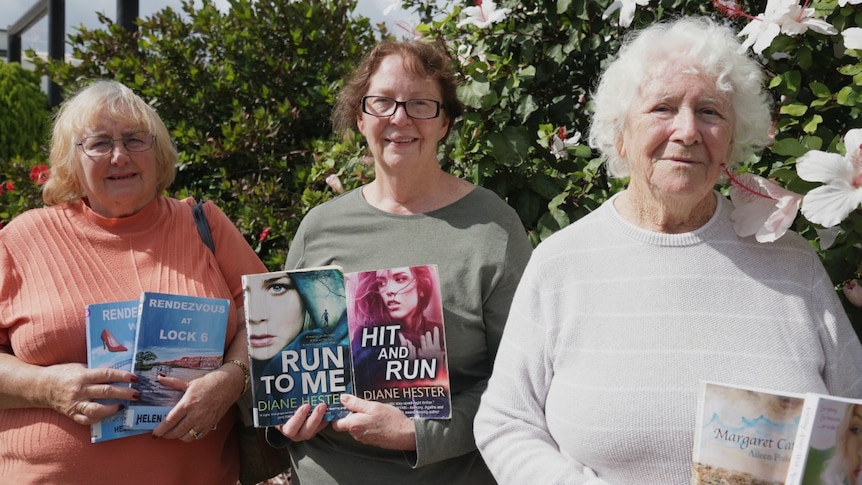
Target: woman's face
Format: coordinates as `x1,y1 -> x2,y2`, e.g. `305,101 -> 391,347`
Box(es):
77,113 -> 160,218
356,54 -> 450,176
843,404 -> 862,484
247,275 -> 305,361
375,267 -> 421,324
618,59 -> 734,206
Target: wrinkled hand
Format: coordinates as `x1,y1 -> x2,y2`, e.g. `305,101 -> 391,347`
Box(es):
151,368 -> 237,442
399,328 -> 444,362
41,363 -> 138,426
330,394 -> 416,450
275,403 -> 330,442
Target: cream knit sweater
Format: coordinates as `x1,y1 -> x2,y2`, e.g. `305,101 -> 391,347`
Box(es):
476,193 -> 862,485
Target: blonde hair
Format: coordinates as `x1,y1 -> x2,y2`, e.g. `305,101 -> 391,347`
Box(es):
821,403 -> 862,485
42,80 -> 177,205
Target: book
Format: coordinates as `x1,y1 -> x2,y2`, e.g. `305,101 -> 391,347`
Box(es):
243,266 -> 352,427
691,381 -> 804,485
345,264 -> 451,420
124,292 -> 230,430
84,300 -> 148,442
242,264 -> 452,428
785,393 -> 862,485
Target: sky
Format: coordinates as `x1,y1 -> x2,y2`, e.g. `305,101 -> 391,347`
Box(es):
0,0 -> 421,55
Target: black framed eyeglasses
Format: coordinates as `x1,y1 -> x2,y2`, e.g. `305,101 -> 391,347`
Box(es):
361,96 -> 443,120
77,132 -> 156,157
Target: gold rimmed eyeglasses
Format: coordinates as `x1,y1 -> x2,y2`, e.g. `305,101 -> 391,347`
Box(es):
77,133 -> 156,157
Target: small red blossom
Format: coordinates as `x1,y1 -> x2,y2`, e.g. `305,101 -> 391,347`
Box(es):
5,181 -> 14,192
29,165 -> 50,185
259,227 -> 271,243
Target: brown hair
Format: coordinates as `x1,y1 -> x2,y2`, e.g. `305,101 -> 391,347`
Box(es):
331,40 -> 463,137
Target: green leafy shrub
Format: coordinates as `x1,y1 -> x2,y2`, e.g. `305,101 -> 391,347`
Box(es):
4,0 -> 859,325
0,60 -> 49,161
29,0 -> 380,269
402,0 -> 861,324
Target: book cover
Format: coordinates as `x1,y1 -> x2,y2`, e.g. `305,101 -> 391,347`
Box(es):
85,300 -> 148,443
243,266 -> 351,427
345,264 -> 451,419
125,292 -> 230,430
691,381 -> 804,485
785,393 -> 862,485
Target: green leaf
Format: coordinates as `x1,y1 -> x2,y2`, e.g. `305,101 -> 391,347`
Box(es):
771,137 -> 810,157
837,86 -> 859,106
459,80 -> 491,108
782,70 -> 802,94
809,82 -> 831,99
802,114 -> 823,134
780,103 -> 808,116
487,127 -> 532,166
556,0 -> 572,15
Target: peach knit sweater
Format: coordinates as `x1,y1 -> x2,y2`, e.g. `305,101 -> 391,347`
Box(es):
0,196 -> 266,484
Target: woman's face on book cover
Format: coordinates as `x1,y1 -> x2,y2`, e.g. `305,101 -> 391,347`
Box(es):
247,275 -> 305,361
375,267 -> 421,324
842,404 -> 862,484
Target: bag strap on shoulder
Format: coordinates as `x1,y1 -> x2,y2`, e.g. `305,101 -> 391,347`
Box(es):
192,201 -> 215,254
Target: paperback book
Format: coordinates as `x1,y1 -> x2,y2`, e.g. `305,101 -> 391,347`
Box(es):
345,264 -> 451,420
242,264 -> 451,428
84,300 -> 148,443
785,393 -> 862,485
125,292 -> 230,430
243,266 -> 352,427
691,381 -> 804,485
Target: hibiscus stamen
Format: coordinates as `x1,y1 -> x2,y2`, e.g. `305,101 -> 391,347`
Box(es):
712,0 -> 759,21
723,165 -> 774,200
797,0 -> 810,23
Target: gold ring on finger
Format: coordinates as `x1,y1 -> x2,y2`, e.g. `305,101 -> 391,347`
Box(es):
188,428 -> 203,440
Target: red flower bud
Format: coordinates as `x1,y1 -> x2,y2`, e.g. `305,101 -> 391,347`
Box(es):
259,227 -> 271,243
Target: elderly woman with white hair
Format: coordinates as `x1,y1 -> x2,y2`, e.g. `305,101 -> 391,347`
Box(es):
474,16 -> 862,484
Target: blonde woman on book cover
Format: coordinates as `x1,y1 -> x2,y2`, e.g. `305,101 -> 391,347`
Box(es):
0,80 -> 266,484
473,16 -> 862,485
268,40 -> 533,484
822,403 -> 862,485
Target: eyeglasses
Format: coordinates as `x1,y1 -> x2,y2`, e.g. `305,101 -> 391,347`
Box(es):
77,132 -> 156,157
361,96 -> 443,120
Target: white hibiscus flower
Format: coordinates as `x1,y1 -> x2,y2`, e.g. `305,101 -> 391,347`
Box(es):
457,0 -> 512,29
601,0 -> 649,28
796,129 -> 862,228
729,172 -> 802,242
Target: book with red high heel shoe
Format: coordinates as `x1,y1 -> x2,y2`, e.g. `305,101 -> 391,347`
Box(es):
85,300 -> 149,442
124,292 -> 230,430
